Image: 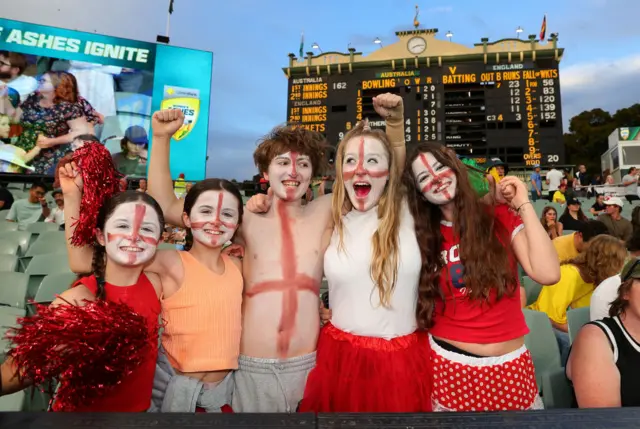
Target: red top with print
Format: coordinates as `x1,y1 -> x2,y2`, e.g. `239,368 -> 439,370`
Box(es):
429,204 -> 528,344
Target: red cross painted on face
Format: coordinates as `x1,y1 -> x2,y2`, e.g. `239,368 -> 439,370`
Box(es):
285,152 -> 299,201
190,192 -> 238,247
106,203 -> 159,265
342,136 -> 390,182
245,200 -> 319,358
418,153 -> 455,200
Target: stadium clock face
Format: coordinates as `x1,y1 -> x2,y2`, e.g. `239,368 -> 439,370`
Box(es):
287,59 -> 564,167
407,37 -> 427,54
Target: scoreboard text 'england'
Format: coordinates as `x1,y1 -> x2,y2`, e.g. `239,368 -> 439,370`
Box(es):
283,28 -> 564,167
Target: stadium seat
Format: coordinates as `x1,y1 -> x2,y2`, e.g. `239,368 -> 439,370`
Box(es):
0,222 -> 19,233
33,272 -> 77,305
0,390 -> 25,412
25,231 -> 67,257
0,307 -> 21,359
159,242 -> 178,250
567,307 -> 591,345
0,231 -> 33,256
0,240 -> 19,256
540,367 -> 574,409
25,253 -> 73,298
0,271 -> 28,309
522,276 -> 543,306
0,210 -> 8,220
26,222 -> 60,235
523,309 -> 562,392
562,230 -> 575,236
0,255 -> 18,272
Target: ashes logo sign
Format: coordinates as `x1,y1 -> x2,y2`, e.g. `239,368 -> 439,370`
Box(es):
161,85 -> 200,141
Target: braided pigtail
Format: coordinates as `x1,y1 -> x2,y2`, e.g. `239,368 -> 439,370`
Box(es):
91,244 -> 107,300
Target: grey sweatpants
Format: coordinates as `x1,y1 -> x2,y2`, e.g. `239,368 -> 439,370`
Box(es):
148,350 -> 234,413
231,352 -> 316,413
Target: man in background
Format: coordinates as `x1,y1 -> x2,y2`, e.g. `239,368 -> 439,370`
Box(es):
553,220 -> 609,262
0,183 -> 13,211
546,165 -> 564,202
574,164 -> 590,198
6,182 -> 48,230
622,167 -> 639,203
530,165 -> 542,202
0,51 -> 37,102
598,197 -> 633,241
44,189 -> 65,227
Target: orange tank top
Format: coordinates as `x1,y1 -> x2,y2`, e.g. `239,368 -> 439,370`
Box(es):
161,251 -> 243,372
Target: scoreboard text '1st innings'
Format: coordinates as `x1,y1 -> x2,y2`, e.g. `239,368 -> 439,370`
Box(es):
283,28 -> 564,167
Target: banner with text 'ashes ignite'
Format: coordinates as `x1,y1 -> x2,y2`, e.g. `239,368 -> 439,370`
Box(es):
0,18 -> 212,181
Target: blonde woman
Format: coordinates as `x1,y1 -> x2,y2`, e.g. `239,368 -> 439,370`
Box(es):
246,94 -> 431,412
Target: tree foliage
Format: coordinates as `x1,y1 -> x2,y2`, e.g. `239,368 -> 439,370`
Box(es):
564,104 -> 640,173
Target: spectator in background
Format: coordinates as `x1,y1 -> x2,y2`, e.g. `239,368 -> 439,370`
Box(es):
44,189 -> 64,227
111,125 -> 148,176
591,231 -> 640,321
136,179 -> 147,193
622,167 -> 640,203
605,174 -> 615,185
256,178 -> 269,195
553,220 -> 609,263
0,183 -> 13,211
5,182 -> 48,230
591,194 -> 607,217
553,183 -> 567,204
530,164 -> 542,202
529,235 -> 627,366
184,182 -> 193,195
598,197 -> 633,241
0,51 -> 37,101
546,165 -> 564,202
569,258 -> 640,408
119,177 -> 128,192
574,164 -> 590,198
559,198 -> 588,232
173,173 -> 186,198
541,206 -> 563,239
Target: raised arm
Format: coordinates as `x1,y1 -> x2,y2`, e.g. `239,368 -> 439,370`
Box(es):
147,109 -> 187,227
502,176 -> 560,286
374,93 -> 405,170
59,162 -> 93,274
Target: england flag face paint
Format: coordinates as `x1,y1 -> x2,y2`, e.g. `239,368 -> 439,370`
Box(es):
342,136 -> 389,212
188,190 -> 239,248
104,202 -> 161,266
412,152 -> 458,205
265,152 -> 312,202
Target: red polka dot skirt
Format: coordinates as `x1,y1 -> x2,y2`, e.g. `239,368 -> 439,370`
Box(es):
430,337 -> 540,412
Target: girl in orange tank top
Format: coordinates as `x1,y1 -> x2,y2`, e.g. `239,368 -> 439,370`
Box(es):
1,185 -> 165,412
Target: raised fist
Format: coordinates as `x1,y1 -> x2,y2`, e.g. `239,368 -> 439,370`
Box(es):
152,109 -> 184,138
373,93 -> 403,121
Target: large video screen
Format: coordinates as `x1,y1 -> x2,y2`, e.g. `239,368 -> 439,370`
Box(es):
0,18 -> 212,181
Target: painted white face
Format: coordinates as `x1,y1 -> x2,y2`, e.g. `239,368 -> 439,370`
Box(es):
104,202 -> 161,267
342,136 -> 389,212
411,152 -> 458,205
265,151 -> 312,202
188,190 -> 239,248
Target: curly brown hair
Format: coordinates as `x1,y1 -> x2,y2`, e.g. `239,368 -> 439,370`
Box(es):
564,234 -> 627,285
403,142 -> 517,329
253,125 -> 329,177
49,71 -> 78,104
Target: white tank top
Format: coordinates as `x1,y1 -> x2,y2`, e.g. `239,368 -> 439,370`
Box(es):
325,200 -> 421,339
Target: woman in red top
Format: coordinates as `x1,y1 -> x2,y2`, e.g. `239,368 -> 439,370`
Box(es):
0,185 -> 164,411
404,143 -> 560,412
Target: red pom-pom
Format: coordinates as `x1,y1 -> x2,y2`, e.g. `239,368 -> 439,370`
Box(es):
6,299 -> 156,411
70,143 -> 123,246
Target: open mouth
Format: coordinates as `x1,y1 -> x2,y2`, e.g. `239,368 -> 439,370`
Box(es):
353,182 -> 371,198
282,180 -> 300,188
433,181 -> 452,194
119,246 -> 144,253
204,229 -> 223,236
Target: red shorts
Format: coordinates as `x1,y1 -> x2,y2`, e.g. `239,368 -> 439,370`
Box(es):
430,336 -> 541,412
299,323 -> 432,413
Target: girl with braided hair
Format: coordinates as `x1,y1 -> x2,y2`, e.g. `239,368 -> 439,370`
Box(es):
0,174 -> 164,411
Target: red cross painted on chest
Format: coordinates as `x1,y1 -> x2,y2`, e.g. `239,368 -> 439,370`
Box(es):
245,201 -> 319,358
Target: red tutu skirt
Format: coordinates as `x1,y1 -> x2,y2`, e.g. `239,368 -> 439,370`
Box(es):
298,323 -> 432,413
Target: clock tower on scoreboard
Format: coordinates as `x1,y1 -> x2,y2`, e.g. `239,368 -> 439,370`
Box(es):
283,28 -> 565,168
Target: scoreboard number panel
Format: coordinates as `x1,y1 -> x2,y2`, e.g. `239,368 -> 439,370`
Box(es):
286,60 -> 563,167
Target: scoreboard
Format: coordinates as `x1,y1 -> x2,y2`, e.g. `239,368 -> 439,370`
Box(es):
286,58 -> 564,167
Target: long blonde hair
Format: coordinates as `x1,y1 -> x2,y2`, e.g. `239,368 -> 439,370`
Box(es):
331,121 -> 403,307
565,234 -> 627,285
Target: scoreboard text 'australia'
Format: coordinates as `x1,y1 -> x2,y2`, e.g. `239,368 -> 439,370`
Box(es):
283,28 -> 565,167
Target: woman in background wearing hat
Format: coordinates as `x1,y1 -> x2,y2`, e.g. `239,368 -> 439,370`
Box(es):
567,258 -> 640,408
558,198 -> 588,231
112,125 -> 148,176
598,197 -> 633,241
